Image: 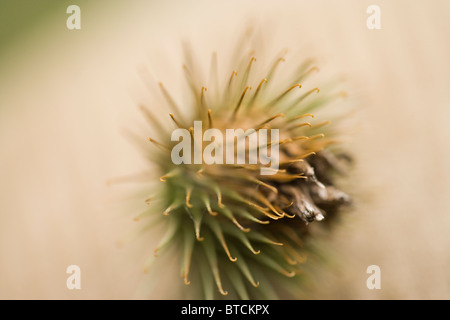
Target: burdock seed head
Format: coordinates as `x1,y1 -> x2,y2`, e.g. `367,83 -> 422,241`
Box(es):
134,40 -> 352,299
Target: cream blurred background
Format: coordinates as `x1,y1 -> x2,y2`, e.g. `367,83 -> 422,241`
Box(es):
1,0 -> 449,299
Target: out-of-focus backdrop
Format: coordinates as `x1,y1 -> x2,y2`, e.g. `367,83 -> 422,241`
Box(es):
1,0 -> 449,299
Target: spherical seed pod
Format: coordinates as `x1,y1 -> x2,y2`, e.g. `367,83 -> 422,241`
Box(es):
133,37 -> 352,300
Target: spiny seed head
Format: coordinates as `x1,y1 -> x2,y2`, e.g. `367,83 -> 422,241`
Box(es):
137,44 -> 352,299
